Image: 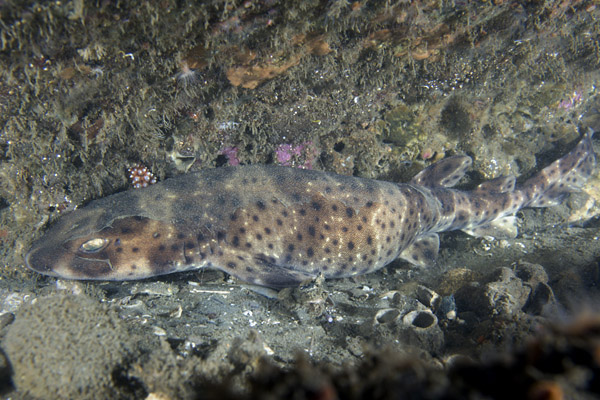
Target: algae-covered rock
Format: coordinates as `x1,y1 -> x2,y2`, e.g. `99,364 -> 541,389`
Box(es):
2,294 -> 137,399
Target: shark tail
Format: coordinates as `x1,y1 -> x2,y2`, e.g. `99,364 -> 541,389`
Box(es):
522,130 -> 596,208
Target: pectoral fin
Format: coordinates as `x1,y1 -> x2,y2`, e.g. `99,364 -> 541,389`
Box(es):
400,233 -> 439,267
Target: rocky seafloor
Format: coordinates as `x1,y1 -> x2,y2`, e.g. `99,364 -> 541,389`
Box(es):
1,1 -> 600,399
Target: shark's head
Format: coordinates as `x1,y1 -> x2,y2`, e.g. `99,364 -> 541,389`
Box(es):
26,210 -> 204,280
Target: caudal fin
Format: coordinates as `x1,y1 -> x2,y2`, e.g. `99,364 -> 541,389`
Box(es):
522,129 -> 596,208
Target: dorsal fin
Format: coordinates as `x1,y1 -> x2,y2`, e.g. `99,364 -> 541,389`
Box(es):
475,175 -> 516,193
410,156 -> 472,188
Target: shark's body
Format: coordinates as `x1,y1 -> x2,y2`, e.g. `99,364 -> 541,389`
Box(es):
26,132 -> 596,287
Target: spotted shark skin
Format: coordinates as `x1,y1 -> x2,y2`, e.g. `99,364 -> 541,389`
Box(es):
26,131 -> 596,287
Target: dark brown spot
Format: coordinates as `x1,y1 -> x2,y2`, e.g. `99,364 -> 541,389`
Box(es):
297,233 -> 303,241
312,202 -> 322,211
366,201 -> 373,207
230,214 -> 237,221
158,244 -> 165,251
348,241 -> 355,250
177,233 -> 185,240
346,207 -> 353,217
257,200 -> 266,210
116,247 -> 123,253
256,233 -> 263,240
276,219 -> 283,225
264,227 -> 271,234
253,215 -> 259,222
186,242 -> 195,249
232,236 -> 240,247
332,205 -> 338,211
299,209 -> 306,216
307,248 -> 314,257
308,226 -> 316,236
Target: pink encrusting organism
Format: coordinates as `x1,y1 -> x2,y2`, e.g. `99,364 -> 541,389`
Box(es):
558,91 -> 582,110
275,141 -> 318,169
221,146 -> 240,166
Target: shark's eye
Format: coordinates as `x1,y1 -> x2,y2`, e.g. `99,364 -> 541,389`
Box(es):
80,238 -> 109,253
